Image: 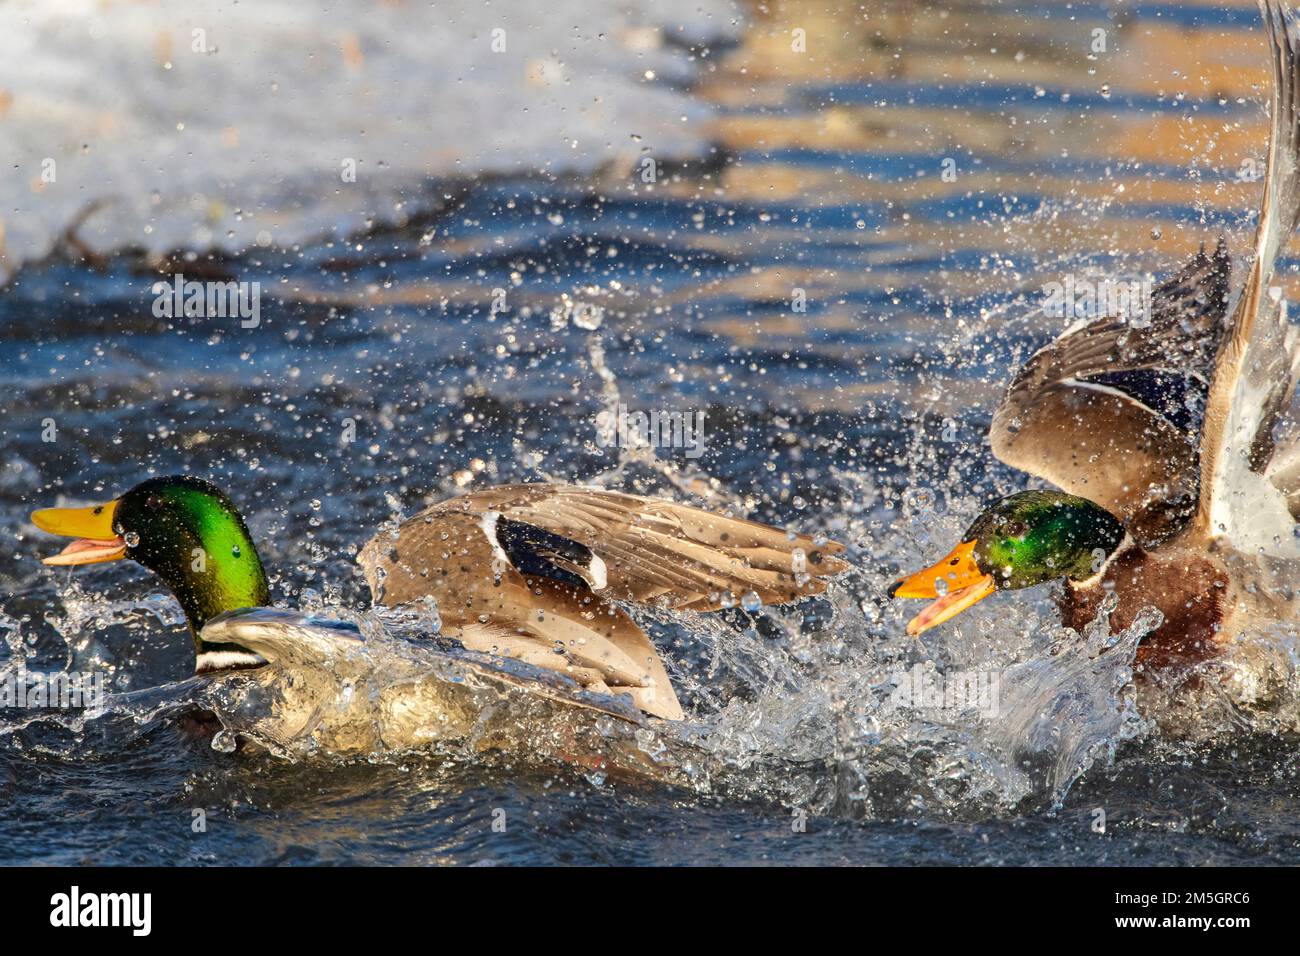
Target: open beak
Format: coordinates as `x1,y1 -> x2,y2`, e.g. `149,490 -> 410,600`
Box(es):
30,500 -> 127,566
888,540 -> 996,636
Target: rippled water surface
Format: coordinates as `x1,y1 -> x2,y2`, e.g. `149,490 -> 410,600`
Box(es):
4,0 -> 1300,865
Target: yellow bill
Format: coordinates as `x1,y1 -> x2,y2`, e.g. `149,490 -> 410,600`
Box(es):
30,500 -> 126,566
888,539 -> 997,636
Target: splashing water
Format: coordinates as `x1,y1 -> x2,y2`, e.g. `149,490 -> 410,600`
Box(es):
8,316 -> 1298,822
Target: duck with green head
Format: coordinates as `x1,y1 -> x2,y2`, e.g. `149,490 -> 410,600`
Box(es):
889,491 -> 1128,636
889,486 -> 1248,675
892,1 -> 1300,689
33,475 -> 271,671
31,474 -> 848,719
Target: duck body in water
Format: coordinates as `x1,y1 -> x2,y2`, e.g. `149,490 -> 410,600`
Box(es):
30,476 -> 846,757
892,0 -> 1300,720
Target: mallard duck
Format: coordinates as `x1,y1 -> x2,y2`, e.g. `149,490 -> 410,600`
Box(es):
30,477 -> 848,724
890,0 -> 1300,688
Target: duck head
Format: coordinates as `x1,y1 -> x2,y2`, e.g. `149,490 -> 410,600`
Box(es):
31,475 -> 270,670
889,490 -> 1126,635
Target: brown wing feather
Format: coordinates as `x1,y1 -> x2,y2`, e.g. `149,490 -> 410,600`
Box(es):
426,483 -> 849,610
358,508 -> 686,719
356,484 -> 848,721
991,241 -> 1230,545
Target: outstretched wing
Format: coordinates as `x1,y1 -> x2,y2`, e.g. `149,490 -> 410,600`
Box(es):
356,483 -> 849,721
1195,0 -> 1300,554
990,242 -> 1230,546
406,483 -> 849,611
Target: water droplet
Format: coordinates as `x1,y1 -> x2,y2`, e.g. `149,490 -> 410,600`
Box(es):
211,730 -> 237,753
123,531 -> 140,548
741,590 -> 762,612
571,302 -> 604,330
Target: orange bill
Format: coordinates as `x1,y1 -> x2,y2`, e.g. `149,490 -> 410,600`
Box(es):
30,500 -> 126,566
888,540 -> 997,636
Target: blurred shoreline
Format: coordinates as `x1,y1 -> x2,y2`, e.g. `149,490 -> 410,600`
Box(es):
0,0 -> 744,268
